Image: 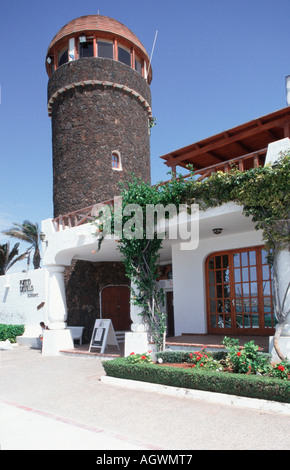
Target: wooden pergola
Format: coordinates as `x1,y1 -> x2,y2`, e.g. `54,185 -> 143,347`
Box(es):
160,106 -> 290,176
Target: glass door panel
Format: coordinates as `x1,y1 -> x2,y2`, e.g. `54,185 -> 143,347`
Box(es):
208,254 -> 234,332
207,247 -> 275,334
233,250 -> 259,329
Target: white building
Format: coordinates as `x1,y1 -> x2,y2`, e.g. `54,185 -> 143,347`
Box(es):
2,107 -> 289,360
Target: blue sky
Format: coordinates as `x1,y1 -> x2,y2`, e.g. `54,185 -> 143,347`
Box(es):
0,0 -> 289,262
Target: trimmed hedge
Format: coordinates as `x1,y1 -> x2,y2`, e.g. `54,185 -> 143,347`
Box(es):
156,349 -> 227,363
102,357 -> 290,403
0,324 -> 25,343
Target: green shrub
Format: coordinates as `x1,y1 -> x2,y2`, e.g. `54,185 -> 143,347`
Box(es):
156,350 -> 190,363
0,324 -> 25,343
271,361 -> 290,380
126,351 -> 153,364
102,357 -> 290,403
222,336 -> 289,377
156,349 -> 227,364
186,349 -> 223,371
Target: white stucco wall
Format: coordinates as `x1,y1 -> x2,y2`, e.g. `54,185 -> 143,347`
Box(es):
0,269 -> 49,327
171,229 -> 264,335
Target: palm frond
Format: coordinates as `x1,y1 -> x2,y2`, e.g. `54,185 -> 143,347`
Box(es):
1,220 -> 41,269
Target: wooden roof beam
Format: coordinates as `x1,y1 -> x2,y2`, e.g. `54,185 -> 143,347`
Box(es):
235,140 -> 253,154
164,119 -> 286,167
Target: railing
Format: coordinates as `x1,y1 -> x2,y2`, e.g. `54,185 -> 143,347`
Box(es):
52,148 -> 267,231
158,148 -> 267,185
53,199 -> 114,231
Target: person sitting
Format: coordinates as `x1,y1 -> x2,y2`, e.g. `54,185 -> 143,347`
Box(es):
39,322 -> 49,341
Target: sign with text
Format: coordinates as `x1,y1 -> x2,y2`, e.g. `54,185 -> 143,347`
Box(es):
19,279 -> 39,297
89,319 -> 119,354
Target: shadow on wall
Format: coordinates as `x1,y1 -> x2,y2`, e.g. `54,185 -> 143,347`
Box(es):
64,260 -> 130,343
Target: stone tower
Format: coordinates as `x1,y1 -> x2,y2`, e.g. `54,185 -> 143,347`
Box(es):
45,15 -> 153,217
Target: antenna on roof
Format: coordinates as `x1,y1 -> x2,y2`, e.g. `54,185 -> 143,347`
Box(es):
148,30 -> 158,77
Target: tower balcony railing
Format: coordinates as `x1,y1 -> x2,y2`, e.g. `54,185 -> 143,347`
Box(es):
53,199 -> 114,232
52,148 -> 266,231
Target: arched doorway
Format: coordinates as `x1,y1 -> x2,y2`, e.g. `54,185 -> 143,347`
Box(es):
101,285 -> 131,331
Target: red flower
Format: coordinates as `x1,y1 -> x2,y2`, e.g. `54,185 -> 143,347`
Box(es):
141,355 -> 146,360
200,363 -> 204,367
130,352 -> 135,355
189,353 -> 193,358
278,365 -> 285,371
196,356 -> 201,361
237,352 -> 241,356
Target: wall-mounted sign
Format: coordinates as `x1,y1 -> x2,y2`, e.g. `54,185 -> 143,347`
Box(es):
19,279 -> 38,297
20,279 -> 34,292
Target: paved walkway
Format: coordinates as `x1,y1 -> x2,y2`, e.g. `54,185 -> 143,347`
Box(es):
0,345 -> 289,450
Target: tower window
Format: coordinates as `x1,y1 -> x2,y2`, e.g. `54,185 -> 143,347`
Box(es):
112,151 -> 122,170
79,40 -> 94,58
118,45 -> 131,66
58,47 -> 68,67
98,40 -> 113,59
135,55 -> 142,74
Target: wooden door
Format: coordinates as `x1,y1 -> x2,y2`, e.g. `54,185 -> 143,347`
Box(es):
101,285 -> 131,331
206,247 -> 275,335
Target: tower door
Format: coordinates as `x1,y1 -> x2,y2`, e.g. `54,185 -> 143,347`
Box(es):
206,247 -> 275,335
101,286 -> 131,331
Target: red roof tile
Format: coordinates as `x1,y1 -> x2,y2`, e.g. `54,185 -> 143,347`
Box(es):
47,15 -> 149,60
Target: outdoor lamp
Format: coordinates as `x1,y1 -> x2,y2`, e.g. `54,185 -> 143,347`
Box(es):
213,228 -> 223,235
40,232 -> 48,246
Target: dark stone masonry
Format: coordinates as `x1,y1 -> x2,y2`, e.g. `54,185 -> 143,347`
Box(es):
49,58 -> 152,217
47,24 -> 153,334
65,261 -> 130,343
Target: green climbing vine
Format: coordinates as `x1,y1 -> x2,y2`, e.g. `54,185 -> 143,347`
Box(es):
93,152 -> 290,354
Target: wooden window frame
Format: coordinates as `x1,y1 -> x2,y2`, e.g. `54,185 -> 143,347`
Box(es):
205,245 -> 275,336
97,38 -> 114,60
117,44 -> 132,67
49,34 -> 148,82
57,45 -> 69,67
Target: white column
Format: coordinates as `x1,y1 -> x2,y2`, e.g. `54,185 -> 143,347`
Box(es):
124,280 -> 150,356
47,265 -> 68,329
269,248 -> 290,361
130,281 -> 149,333
275,249 -> 290,335
42,265 -> 74,355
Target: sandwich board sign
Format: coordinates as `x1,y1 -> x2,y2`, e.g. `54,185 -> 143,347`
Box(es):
89,319 -> 119,354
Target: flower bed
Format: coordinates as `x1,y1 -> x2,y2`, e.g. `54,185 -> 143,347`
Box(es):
102,338 -> 290,403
